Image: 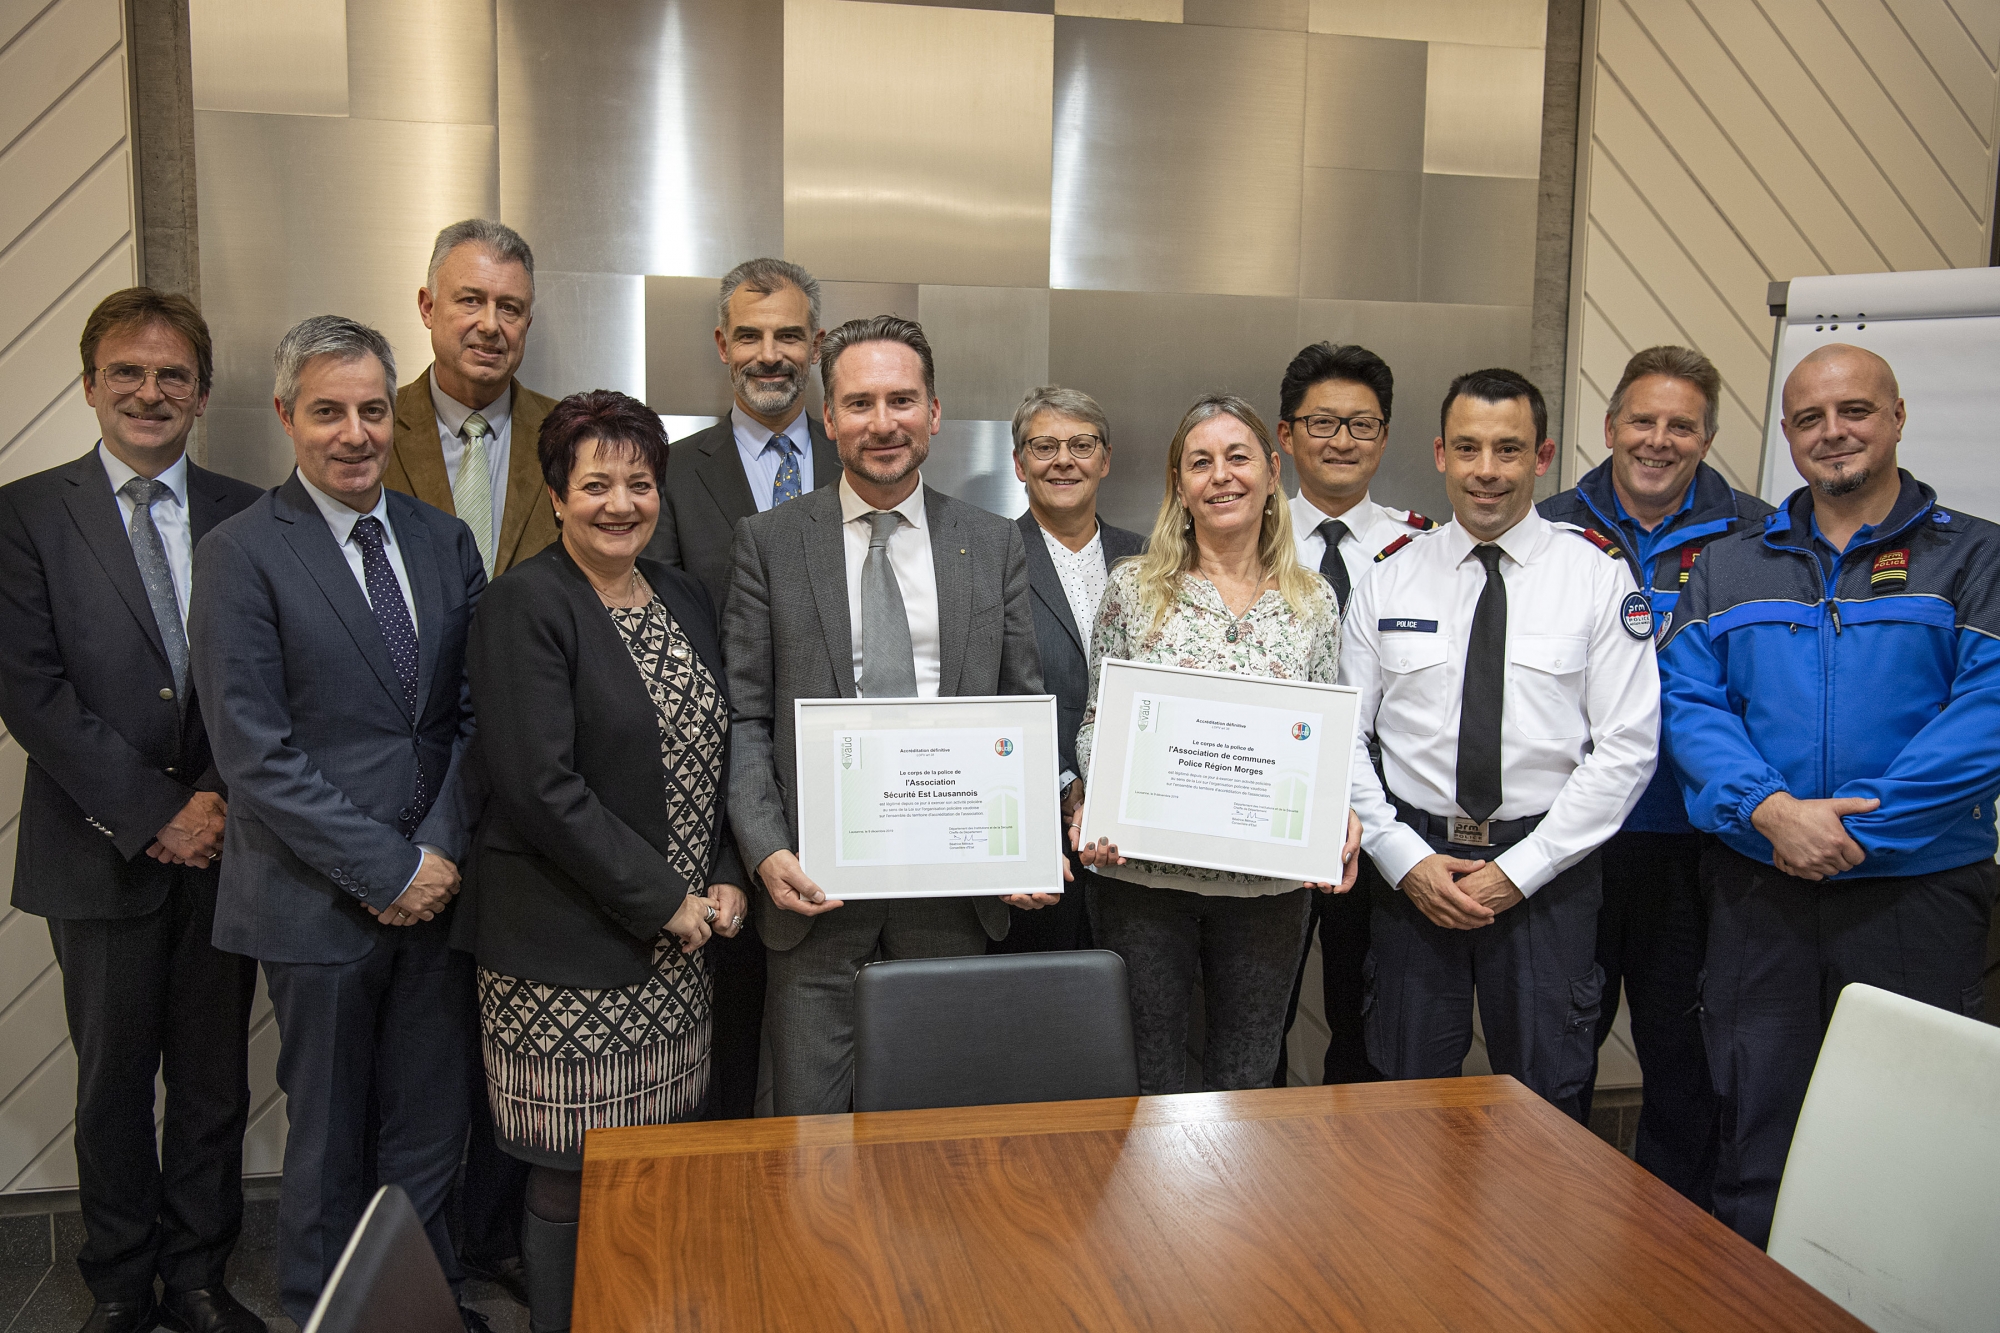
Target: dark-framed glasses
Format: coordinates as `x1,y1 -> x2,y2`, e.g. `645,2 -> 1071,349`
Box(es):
1024,433 -> 1103,460
1287,412 -> 1385,441
98,364 -> 198,400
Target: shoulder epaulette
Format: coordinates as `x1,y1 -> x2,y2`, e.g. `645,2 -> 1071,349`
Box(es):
1580,527 -> 1625,560
1374,533 -> 1416,562
1402,510 -> 1438,531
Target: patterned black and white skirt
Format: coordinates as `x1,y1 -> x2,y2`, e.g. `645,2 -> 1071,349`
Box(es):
478,938 -> 712,1169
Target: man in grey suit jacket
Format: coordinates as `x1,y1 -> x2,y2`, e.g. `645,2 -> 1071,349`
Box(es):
724,315 -> 1052,1116
1002,386 -> 1145,954
644,258 -> 837,1121
190,317 -> 485,1327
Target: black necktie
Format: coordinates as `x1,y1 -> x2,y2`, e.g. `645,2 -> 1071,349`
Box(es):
1456,544 -> 1507,824
1316,518 -> 1351,610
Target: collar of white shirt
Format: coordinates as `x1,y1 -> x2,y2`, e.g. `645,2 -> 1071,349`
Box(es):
297,472 -> 396,548
1440,505 -> 1549,568
732,402 -> 809,456
838,472 -> 927,532
429,371 -> 511,439
1290,490 -> 1395,551
99,441 -> 189,509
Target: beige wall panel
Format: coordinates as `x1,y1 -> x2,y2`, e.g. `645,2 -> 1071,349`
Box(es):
188,0 -> 348,117
1057,0 -> 1179,19
784,0 -> 1053,288
0,242 -> 134,454
241,989 -> 287,1177
346,0 -> 497,125
0,0 -> 120,148
1304,34 -> 1427,172
0,910 -> 46,1018
0,58 -> 125,253
0,381 -> 95,489
1896,0 -> 2000,129
0,972 -> 67,1116
0,1043 -> 73,1190
1820,0 -> 1994,216
1423,42 -> 1546,178
0,157 -> 130,353
1,0 -> 47,48
1309,0 -> 1545,47
917,284 -> 1051,422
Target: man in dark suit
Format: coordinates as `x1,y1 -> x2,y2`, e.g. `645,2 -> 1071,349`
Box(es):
0,290 -> 265,1333
644,257 -> 838,1120
190,316 -> 486,1329
724,315 -> 1052,1116
1000,386 -> 1143,954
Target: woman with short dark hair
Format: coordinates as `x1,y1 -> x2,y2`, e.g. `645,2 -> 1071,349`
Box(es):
458,389 -> 746,1332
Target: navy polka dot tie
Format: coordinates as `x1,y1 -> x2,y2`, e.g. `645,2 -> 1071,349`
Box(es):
353,517 -> 428,829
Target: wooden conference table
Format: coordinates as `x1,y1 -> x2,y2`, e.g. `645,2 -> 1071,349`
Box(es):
574,1076 -> 1863,1331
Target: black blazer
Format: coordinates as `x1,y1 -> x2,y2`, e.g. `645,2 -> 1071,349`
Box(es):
0,448 -> 261,919
458,543 -> 747,988
643,413 -> 838,613
1016,511 -> 1146,780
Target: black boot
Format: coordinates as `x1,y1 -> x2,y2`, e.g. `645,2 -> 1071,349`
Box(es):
520,1207 -> 577,1333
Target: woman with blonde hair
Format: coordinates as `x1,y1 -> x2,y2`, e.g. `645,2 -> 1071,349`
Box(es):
1074,393 -> 1360,1094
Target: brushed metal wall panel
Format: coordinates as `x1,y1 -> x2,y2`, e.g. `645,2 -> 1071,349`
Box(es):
346,0 -> 497,125
1051,18 -> 1304,296
188,0 -> 348,116
1418,173 -> 1537,307
1057,0 -> 1181,19
783,0 -> 1052,288
1423,41 -> 1544,178
1309,0 -> 1545,48
818,281 -> 922,330
1184,0 -> 1304,31
1047,289 -> 1299,531
1300,167 -> 1422,301
925,419 -> 1028,518
644,275 -> 733,417
878,0 -> 1054,11
1304,34 -> 1426,173
513,271 -> 644,402
1296,296 -> 1532,519
193,110 -> 499,483
498,0 -> 783,277
917,284 -> 1050,422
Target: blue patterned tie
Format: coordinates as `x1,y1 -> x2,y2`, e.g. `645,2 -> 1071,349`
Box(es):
352,517 -> 429,830
118,476 -> 189,699
770,433 -> 802,507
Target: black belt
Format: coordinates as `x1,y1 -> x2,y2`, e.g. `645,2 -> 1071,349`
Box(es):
1391,796 -> 1545,849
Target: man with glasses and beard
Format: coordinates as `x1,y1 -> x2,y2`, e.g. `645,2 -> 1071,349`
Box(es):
646,258 -> 840,1121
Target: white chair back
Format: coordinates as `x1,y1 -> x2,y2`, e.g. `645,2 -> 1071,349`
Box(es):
1768,982 -> 2000,1332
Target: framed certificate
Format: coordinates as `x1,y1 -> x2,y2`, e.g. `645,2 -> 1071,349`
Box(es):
1077,660 -> 1359,882
794,695 -> 1065,899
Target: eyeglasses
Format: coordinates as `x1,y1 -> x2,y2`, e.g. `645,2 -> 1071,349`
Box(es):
1023,433 -> 1104,461
97,364 -> 198,401
1285,413 -> 1385,441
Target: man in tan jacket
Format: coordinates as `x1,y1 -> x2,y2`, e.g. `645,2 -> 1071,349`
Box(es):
384,218 -> 557,579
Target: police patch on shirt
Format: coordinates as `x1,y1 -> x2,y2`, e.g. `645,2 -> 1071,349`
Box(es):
1620,591 -> 1654,639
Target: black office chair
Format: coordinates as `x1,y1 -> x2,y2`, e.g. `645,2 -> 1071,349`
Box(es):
852,950 -> 1140,1112
302,1184 -> 463,1333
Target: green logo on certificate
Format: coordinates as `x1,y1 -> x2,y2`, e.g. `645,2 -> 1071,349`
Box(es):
833,728 -> 1029,867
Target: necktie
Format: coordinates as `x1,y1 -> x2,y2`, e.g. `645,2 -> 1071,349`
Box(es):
770,433 -> 802,507
453,412 -> 495,575
119,476 -> 189,699
1316,518 -> 1352,611
859,510 -> 918,698
1456,544 -> 1507,824
353,517 -> 428,831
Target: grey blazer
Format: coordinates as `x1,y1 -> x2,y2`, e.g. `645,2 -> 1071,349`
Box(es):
723,482 -> 1045,951
645,414 -> 839,614
190,475 -> 485,965
1016,511 -> 1146,782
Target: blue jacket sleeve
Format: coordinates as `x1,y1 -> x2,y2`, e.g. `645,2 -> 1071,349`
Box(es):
1839,628 -> 2000,856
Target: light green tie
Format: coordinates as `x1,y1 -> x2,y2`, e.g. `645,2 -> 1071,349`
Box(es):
454,412 -> 494,574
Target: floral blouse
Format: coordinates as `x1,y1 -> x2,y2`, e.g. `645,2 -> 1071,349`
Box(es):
1075,563 -> 1341,898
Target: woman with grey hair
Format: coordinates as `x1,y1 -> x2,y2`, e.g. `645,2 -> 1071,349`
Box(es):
1074,394 -> 1361,1094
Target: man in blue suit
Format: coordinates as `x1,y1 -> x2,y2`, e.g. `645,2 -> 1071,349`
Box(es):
190,316 -> 486,1328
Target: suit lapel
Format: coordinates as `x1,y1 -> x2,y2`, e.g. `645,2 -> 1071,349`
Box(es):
60,450 -> 170,670
494,380 -> 548,568
276,476 -> 412,720
392,493 -> 445,717
391,369 -> 455,513
807,415 -> 839,492
802,489 -> 856,699
1017,511 -> 1084,658
930,488 -> 970,697
695,422 -> 759,524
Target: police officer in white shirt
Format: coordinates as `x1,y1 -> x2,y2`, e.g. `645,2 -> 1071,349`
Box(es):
1273,342 -> 1435,1086
1338,368 -> 1659,1118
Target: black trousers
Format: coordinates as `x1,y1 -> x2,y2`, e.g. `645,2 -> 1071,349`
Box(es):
703,920 -> 767,1121
264,918 -> 474,1324
990,854 -> 1097,955
46,869 -> 258,1303
1364,839 -> 1603,1120
1578,831 -> 1717,1207
1699,844 -> 1996,1249
1274,857 -> 1381,1085
1090,877 -> 1312,1095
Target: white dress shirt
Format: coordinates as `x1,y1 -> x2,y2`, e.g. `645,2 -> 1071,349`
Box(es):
732,404 -> 816,513
1290,492 -> 1419,599
839,473 -> 941,697
431,373 -> 512,535
100,442 -> 192,623
1337,507 -> 1659,897
296,474 -> 418,629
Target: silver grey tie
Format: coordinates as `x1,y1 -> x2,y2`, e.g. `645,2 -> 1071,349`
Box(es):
119,476 -> 189,698
859,510 -> 917,698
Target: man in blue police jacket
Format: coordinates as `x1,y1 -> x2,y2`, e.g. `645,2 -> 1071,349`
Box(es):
1539,345 -> 1770,1208
1659,343 -> 2000,1248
